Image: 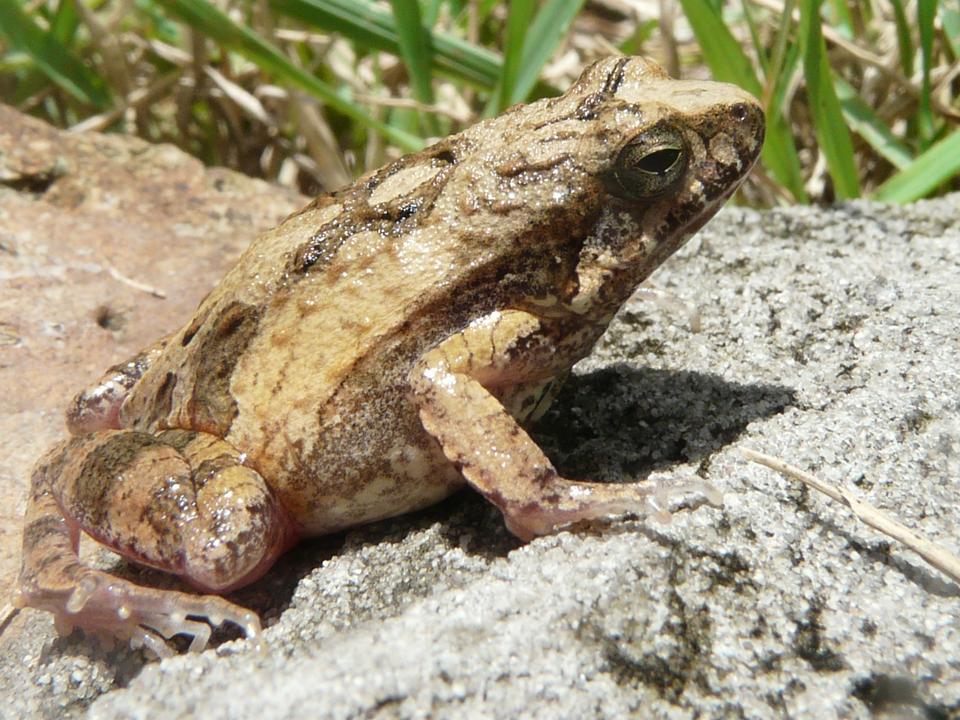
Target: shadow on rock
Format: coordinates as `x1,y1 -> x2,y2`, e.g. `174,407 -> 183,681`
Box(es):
534,364 -> 796,481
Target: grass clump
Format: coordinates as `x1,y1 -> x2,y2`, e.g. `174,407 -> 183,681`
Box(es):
0,0 -> 957,204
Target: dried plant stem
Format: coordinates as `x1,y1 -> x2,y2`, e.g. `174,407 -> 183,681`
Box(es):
0,602 -> 19,636
105,262 -> 167,299
742,448 -> 960,584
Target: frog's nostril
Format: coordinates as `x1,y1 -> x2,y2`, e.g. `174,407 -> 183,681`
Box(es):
731,103 -> 750,122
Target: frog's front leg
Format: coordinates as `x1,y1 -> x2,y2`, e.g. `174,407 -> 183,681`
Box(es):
409,310 -> 719,541
17,429 -> 294,655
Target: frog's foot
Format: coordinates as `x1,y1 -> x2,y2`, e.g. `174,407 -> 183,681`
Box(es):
631,285 -> 701,333
500,476 -> 723,540
19,428 -> 292,656
20,568 -> 260,657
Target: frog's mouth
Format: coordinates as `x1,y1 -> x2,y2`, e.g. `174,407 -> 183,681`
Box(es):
633,153 -> 759,280
684,169 -> 753,233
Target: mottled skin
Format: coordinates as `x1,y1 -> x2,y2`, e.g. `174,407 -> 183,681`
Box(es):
17,57 -> 764,656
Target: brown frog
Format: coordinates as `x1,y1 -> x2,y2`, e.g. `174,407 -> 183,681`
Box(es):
15,56 -> 764,656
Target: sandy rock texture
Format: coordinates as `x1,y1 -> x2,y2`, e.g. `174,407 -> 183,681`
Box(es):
0,106 -> 957,719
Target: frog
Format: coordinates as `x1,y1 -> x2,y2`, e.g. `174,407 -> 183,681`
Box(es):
15,56 -> 764,657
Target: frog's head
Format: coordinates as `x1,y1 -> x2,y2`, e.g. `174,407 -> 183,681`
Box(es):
550,56 -> 765,314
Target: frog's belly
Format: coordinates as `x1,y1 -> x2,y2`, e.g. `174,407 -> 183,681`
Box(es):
283,439 -> 464,536
228,384 -> 464,536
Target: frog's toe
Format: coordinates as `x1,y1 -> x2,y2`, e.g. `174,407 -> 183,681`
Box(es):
50,569 -> 261,656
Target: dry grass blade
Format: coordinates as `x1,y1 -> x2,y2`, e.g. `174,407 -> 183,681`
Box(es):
752,0 -> 960,121
352,92 -> 470,122
73,0 -> 131,96
871,128 -> 960,202
154,0 -> 422,151
741,448 -> 960,585
799,0 -> 859,198
0,602 -> 19,636
289,95 -> 351,190
69,71 -> 181,133
105,262 -> 167,298
204,66 -> 273,125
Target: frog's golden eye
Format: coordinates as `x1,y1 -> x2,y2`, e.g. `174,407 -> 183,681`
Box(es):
607,127 -> 688,200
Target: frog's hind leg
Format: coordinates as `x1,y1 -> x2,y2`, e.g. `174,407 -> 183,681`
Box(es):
17,429 -> 293,655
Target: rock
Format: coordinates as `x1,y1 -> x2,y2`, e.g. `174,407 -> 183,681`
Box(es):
1,106 -> 957,719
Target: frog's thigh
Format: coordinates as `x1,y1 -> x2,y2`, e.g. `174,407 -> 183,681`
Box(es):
18,429 -> 289,653
50,429 -> 288,588
409,310 -> 667,541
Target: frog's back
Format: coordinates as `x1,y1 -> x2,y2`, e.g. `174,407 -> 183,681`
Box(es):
121,77 -> 605,446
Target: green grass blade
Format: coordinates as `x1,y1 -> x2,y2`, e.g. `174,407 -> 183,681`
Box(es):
888,0 -> 914,76
134,0 -> 183,45
677,0 -> 757,89
266,0 -> 402,56
799,0 -> 860,199
508,0 -> 584,105
491,0 -> 534,112
12,0 -> 82,105
476,0 -> 499,25
268,0 -> 501,89
762,0 -> 795,107
834,78 -> 912,170
51,0 -> 81,44
389,0 -> 434,105
942,0 -> 960,57
766,40 -> 799,124
389,0 -> 438,135
616,19 -> 658,55
154,0 -> 423,151
825,0 -> 853,38
421,0 -> 442,27
677,0 -> 807,201
0,0 -> 110,107
739,0 -> 767,73
871,129 -> 960,202
916,0 -> 936,147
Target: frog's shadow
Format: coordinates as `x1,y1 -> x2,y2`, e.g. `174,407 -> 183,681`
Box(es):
100,365 -> 794,656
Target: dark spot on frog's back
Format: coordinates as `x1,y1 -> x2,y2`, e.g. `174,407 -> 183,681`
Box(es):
153,372 -> 177,420
188,301 -> 261,436
602,57 -> 630,94
181,307 -> 208,346
574,56 -> 630,121
424,137 -> 461,166
290,157 -> 457,276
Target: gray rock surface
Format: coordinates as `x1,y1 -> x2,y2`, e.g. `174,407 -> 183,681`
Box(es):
1,107 -> 957,718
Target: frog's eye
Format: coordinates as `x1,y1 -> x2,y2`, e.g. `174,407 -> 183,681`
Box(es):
607,127 -> 689,200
